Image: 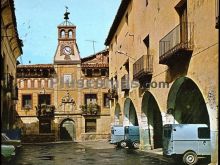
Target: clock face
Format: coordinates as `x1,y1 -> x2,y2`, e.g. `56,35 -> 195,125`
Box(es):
63,46 -> 72,55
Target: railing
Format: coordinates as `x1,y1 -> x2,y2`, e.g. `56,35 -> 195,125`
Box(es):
80,103 -> 100,115
36,104 -> 55,118
1,73 -> 14,91
11,85 -> 18,100
133,55 -> 153,80
159,22 -> 194,62
121,74 -> 129,91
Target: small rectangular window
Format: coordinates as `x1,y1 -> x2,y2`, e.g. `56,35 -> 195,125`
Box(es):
64,74 -> 72,85
198,127 -> 210,139
103,93 -> 110,108
101,69 -> 106,76
22,94 -> 32,109
85,94 -> 97,105
38,94 -> 51,105
85,119 -> 96,133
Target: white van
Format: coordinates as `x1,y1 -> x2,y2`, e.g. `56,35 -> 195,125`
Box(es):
163,124 -> 211,165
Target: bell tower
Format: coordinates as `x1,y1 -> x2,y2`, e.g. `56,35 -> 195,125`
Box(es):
54,8 -> 81,64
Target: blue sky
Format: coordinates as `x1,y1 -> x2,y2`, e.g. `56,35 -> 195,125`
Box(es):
14,0 -> 120,64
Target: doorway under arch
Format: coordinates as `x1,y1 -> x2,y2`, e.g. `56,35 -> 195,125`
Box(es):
123,98 -> 139,126
167,77 -> 209,125
60,118 -> 76,141
141,91 -> 163,149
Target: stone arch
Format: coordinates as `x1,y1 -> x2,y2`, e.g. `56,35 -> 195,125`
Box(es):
114,103 -> 121,125
123,98 -> 139,126
140,91 -> 162,150
167,77 -> 209,125
59,118 -> 76,141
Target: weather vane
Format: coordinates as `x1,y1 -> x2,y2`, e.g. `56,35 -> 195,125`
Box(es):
64,6 -> 70,21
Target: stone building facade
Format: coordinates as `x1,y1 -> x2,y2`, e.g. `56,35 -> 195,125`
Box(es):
1,0 -> 23,131
105,0 -> 218,164
16,13 -> 111,142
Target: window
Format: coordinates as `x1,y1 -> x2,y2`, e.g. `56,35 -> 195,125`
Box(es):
64,74 -> 72,87
38,94 -> 51,105
103,93 -> 110,108
198,127 -> 210,139
101,69 -> 106,76
86,69 -> 92,77
60,30 -> 65,38
22,94 -> 32,109
85,94 -> 97,105
68,30 -> 73,38
85,119 -> 96,132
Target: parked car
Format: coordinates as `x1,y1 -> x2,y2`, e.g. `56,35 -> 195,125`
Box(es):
163,124 -> 211,165
1,133 -> 22,151
110,125 -> 140,148
1,145 -> 16,162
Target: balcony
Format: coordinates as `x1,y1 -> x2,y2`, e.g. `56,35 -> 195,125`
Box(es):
121,74 -> 129,91
1,73 -> 14,92
11,86 -> 18,100
36,104 -> 55,118
133,55 -> 153,80
80,103 -> 100,116
159,22 -> 194,65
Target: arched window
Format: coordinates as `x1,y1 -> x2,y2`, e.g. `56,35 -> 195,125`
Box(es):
68,30 -> 73,38
60,30 -> 65,38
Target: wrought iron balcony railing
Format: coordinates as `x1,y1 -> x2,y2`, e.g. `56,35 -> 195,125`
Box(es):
36,104 -> 55,118
159,22 -> 194,65
133,54 -> 153,80
80,103 -> 100,115
11,85 -> 18,100
121,74 -> 129,91
1,73 -> 14,92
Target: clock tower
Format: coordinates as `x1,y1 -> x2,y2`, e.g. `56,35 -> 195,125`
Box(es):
54,9 -> 81,64
53,8 -> 82,112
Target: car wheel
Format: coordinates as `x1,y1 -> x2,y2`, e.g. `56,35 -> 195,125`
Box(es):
183,151 -> 198,165
132,142 -> 139,149
120,141 -> 127,148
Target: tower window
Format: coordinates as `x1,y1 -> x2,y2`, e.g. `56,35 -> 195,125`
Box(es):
68,30 -> 73,38
60,30 -> 65,38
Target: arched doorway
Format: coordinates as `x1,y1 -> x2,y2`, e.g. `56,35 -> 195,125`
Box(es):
123,98 -> 138,126
141,91 -> 163,150
167,77 -> 209,125
60,119 -> 76,141
114,103 -> 121,125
